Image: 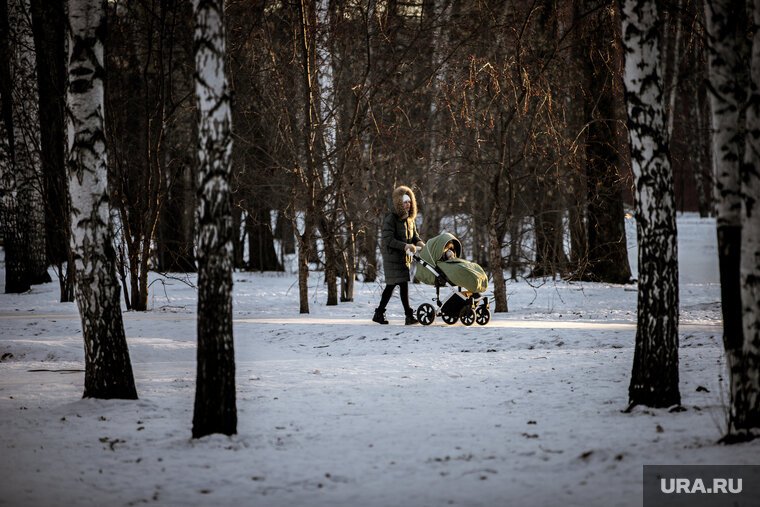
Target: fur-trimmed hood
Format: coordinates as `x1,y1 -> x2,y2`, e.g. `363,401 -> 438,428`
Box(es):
389,185 -> 417,220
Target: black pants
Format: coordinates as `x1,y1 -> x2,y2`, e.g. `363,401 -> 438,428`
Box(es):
378,282 -> 412,313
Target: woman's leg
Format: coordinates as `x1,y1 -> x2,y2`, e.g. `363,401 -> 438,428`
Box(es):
399,282 -> 412,313
378,284 -> 396,310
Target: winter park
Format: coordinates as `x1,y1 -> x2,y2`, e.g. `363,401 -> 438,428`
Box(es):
2,0 -> 760,506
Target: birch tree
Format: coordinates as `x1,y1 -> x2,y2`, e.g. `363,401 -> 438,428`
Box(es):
705,0 -> 756,435
192,0 -> 236,438
739,0 -> 760,431
67,0 -> 137,399
622,0 -> 681,408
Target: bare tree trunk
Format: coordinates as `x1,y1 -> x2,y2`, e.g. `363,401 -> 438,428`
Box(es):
622,0 -> 680,409
738,0 -> 760,431
579,0 -> 632,284
488,162 -> 509,312
30,0 -> 73,301
246,204 -> 282,271
318,217 -> 339,306
67,0 -> 137,400
296,0 -> 318,314
9,0 -> 49,285
360,220 -> 378,283
192,0 -> 236,438
0,0 -> 29,293
705,0 -> 754,436
690,96 -> 710,218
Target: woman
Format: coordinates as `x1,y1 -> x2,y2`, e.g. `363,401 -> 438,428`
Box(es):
373,185 -> 425,325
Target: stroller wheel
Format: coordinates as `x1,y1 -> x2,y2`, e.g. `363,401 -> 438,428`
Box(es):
441,312 -> 458,325
460,307 -> 476,326
476,306 -> 491,326
417,303 -> 436,326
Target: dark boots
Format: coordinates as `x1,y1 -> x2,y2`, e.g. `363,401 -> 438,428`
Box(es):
373,308 -> 418,325
372,308 -> 389,325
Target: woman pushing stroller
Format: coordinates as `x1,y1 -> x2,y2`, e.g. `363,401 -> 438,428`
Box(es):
372,185 -> 425,325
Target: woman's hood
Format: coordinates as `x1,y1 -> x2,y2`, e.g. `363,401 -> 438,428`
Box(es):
389,185 -> 417,220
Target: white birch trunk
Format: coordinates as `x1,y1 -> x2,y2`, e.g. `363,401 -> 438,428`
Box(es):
67,0 -> 136,399
705,0 -> 753,435
192,0 -> 237,438
622,0 -> 680,408
739,0 -> 760,428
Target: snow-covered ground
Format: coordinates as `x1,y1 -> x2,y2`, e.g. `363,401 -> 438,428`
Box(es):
0,214 -> 757,507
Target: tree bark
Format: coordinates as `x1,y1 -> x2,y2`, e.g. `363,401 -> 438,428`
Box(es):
738,0 -> 760,430
296,0 -> 318,314
192,0 -> 236,438
579,0 -> 632,284
622,0 -> 680,409
8,0 -> 49,285
0,0 -> 29,294
67,0 -> 137,400
30,0 -> 73,301
246,204 -> 282,271
705,0 -> 757,435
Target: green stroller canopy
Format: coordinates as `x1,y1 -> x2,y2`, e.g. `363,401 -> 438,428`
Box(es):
415,233 -> 488,293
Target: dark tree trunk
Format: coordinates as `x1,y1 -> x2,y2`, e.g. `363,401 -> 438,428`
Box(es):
8,0 -> 50,286
738,0 -> 760,431
192,0 -> 237,438
0,9 -> 29,294
318,217 -> 339,306
158,161 -> 197,272
360,222 -> 378,283
231,204 -> 244,269
578,0 -> 632,284
67,0 -> 137,400
622,0 -> 680,409
532,185 -> 568,279
30,0 -> 73,301
275,211 -> 296,255
246,204 -> 283,271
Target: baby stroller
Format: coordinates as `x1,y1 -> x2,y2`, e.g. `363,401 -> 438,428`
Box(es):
413,232 -> 491,326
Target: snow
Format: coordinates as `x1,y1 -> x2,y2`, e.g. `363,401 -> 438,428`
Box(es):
1,214 -> 758,507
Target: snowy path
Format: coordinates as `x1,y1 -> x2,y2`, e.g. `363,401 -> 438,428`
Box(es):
0,311 -> 720,331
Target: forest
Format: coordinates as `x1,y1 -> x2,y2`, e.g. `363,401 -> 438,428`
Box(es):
1,0 -> 759,486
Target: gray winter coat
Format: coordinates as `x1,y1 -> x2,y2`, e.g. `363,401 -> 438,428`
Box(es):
382,186 -> 423,284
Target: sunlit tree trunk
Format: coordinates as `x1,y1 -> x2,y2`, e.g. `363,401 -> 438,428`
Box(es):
622,0 -> 680,409
191,0 -> 237,438
67,0 -> 137,399
295,0 -> 318,314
